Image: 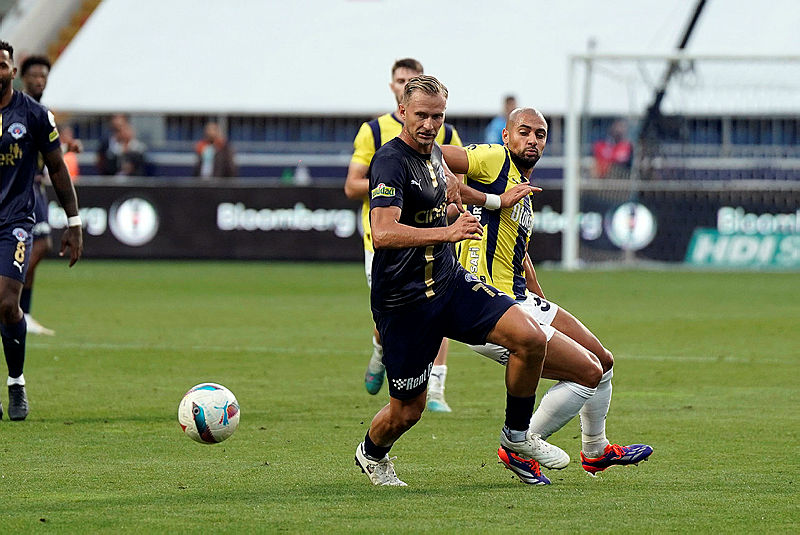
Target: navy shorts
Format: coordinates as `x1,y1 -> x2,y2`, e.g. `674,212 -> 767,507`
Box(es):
32,184 -> 51,239
373,267 -> 516,400
0,222 -> 34,282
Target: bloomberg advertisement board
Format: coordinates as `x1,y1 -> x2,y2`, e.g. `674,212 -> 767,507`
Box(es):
48,180 -> 800,269
47,181 -> 363,260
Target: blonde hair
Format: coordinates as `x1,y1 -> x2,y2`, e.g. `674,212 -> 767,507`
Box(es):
401,75 -> 448,105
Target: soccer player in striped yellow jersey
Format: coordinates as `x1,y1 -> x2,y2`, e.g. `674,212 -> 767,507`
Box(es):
344,58 -> 462,411
442,108 -> 652,479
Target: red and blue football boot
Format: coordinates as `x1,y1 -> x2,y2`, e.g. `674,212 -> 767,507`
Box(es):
580,443 -> 653,475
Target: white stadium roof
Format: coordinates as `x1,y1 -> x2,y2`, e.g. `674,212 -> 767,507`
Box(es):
43,0 -> 800,115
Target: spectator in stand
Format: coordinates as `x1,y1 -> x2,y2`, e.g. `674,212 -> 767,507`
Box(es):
194,121 -> 237,178
60,125 -> 80,181
96,114 -> 147,176
592,119 -> 633,179
484,94 -> 517,144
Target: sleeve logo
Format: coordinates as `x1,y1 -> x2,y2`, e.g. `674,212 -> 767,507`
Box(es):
370,183 -> 395,199
49,129 -> 59,142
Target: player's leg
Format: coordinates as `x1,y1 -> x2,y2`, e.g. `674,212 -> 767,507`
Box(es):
545,304 -> 652,473
356,303 -> 442,486
22,234 -> 54,336
485,305 -> 569,475
0,225 -> 33,421
426,338 -> 451,412
362,249 -> 386,394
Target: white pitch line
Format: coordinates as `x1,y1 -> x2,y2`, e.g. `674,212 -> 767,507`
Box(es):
26,341 -> 793,365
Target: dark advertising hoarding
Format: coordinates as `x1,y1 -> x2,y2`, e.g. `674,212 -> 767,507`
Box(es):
48,180 -> 800,268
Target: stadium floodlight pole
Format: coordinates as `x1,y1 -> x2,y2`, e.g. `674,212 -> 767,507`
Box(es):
562,55 -> 581,271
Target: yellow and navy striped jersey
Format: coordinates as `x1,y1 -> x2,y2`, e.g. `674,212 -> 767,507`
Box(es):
457,144 -> 533,300
351,112 -> 462,252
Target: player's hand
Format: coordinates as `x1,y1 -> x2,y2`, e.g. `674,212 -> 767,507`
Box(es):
59,226 -> 84,267
443,166 -> 464,213
66,139 -> 84,154
447,210 -> 483,242
499,183 -> 542,208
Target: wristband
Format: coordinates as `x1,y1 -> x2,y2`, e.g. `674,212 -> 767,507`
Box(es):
484,194 -> 502,210
67,215 -> 82,228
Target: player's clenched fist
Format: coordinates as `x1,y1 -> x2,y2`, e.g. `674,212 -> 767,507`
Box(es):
447,210 -> 483,242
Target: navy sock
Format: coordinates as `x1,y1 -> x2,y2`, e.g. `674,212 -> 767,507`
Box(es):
1,317 -> 27,378
363,431 -> 391,461
504,392 -> 536,432
20,288 -> 31,314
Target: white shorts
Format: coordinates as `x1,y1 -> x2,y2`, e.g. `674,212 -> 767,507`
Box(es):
364,249 -> 373,289
468,293 -> 560,366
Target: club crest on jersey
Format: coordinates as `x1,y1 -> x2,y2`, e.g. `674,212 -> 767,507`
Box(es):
12,228 -> 29,242
371,183 -> 395,199
464,272 -> 480,283
7,123 -> 26,139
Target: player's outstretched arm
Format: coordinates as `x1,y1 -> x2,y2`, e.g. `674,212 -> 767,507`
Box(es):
441,157 -> 464,212
371,206 -> 482,249
523,253 -> 545,299
43,147 -> 83,266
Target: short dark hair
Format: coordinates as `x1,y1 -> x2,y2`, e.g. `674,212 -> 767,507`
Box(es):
0,40 -> 13,60
21,55 -> 50,76
392,58 -> 423,76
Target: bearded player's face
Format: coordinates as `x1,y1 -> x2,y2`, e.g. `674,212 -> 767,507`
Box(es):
504,111 -> 548,169
399,91 -> 446,150
0,51 -> 16,96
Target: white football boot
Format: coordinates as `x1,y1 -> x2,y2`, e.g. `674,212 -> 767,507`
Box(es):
25,314 -> 55,336
499,429 -> 570,470
355,443 -> 407,486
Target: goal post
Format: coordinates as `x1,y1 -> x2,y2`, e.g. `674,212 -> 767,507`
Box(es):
562,53 -> 800,270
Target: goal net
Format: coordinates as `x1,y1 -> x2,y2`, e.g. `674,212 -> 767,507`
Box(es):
561,53 -> 800,270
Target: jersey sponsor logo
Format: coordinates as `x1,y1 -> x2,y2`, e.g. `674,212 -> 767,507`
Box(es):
49,129 -> 59,142
0,143 -> 23,166
7,122 -> 26,139
390,362 -> 433,392
370,183 -> 395,199
414,200 -> 448,224
108,197 -> 160,247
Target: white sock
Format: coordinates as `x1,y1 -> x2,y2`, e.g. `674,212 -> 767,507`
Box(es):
529,381 -> 596,440
7,374 -> 25,386
367,336 -> 384,372
580,368 -> 613,457
428,365 -> 447,395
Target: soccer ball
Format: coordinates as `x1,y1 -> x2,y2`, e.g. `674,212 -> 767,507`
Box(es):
178,383 -> 240,444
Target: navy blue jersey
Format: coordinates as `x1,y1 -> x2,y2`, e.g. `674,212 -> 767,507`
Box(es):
368,138 -> 458,311
0,91 -> 60,224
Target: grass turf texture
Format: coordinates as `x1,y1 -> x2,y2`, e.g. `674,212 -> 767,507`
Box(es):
1,261 -> 797,532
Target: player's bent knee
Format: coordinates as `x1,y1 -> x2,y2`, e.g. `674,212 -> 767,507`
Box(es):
599,349 -> 614,372
577,354 -> 604,388
0,297 -> 21,324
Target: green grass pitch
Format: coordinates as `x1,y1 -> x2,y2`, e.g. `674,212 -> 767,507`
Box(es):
0,261 -> 797,532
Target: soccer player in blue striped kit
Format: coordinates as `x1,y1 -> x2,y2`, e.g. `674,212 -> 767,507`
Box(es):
354,76 -> 568,486
0,41 -> 83,420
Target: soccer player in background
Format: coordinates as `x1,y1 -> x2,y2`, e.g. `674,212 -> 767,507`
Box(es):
0,42 -> 83,420
344,58 -> 462,412
20,54 -> 80,335
443,107 -> 653,480
354,76 -> 568,486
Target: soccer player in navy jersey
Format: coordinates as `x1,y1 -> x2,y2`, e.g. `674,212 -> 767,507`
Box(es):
354,76 -> 568,486
19,54 -> 66,336
0,41 -> 83,420
445,108 -> 653,480
344,58 -> 461,411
